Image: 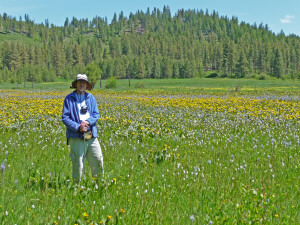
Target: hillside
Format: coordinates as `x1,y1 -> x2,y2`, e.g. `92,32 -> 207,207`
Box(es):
0,7 -> 300,83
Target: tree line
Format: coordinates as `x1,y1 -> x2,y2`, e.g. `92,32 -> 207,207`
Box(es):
0,6 -> 300,84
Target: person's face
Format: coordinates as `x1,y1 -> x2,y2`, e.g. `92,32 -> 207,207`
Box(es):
76,80 -> 87,93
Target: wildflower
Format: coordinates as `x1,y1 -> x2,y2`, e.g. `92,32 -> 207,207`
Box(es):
83,212 -> 88,218
209,220 -> 213,224
208,160 -> 211,165
120,208 -> 125,213
275,214 -> 279,218
32,205 -> 35,209
271,138 -> 275,145
1,163 -> 5,173
107,215 -> 112,220
5,211 -> 8,216
190,215 -> 195,222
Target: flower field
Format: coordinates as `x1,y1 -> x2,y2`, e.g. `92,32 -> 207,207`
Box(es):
0,88 -> 299,224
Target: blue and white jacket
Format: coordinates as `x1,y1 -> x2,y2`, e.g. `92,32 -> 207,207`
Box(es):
62,91 -> 100,139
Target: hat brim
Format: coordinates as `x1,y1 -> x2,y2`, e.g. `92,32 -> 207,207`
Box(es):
70,80 -> 93,91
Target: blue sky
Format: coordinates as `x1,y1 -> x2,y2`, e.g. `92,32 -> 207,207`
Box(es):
1,0 -> 299,36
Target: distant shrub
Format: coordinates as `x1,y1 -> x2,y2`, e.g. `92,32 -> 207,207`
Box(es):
290,74 -> 297,79
251,74 -> 259,79
258,75 -> 266,80
105,77 -> 117,89
220,73 -> 228,78
134,82 -> 145,89
205,72 -> 218,78
234,85 -> 242,92
281,74 -> 292,80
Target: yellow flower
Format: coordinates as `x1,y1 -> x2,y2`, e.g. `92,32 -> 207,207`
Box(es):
83,212 -> 88,218
113,178 -> 117,182
275,214 -> 279,218
107,215 -> 112,220
120,208 -> 125,213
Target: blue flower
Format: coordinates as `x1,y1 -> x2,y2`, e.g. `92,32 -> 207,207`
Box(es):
1,162 -> 5,173
190,215 -> 195,221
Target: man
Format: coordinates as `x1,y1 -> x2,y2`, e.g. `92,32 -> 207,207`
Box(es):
62,74 -> 104,183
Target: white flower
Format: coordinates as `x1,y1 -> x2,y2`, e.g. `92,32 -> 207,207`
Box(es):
190,215 -> 195,221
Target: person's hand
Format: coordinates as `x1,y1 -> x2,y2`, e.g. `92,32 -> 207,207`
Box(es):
81,121 -> 89,127
79,121 -> 89,132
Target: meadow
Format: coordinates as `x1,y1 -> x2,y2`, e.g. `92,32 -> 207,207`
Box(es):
0,80 -> 299,224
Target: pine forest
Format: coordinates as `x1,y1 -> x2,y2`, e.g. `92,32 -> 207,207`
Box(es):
0,6 -> 300,84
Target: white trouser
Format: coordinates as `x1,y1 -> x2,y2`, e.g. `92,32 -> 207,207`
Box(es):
69,137 -> 104,182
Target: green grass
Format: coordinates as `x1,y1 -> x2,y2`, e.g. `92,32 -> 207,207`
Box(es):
0,32 -> 42,45
1,78 -> 300,92
0,80 -> 299,224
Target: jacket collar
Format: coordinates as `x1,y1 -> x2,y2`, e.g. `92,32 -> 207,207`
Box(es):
70,90 -> 89,100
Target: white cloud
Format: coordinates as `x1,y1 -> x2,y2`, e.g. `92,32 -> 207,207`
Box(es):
280,14 -> 295,24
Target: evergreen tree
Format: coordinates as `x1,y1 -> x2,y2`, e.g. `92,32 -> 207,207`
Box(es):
72,43 -> 84,66
235,50 -> 249,78
153,57 -> 161,78
10,42 -> 21,71
0,8 -> 299,82
272,48 -> 283,78
53,43 -> 64,76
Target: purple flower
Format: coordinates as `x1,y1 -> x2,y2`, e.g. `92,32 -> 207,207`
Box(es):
1,163 -> 5,173
190,215 -> 195,221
